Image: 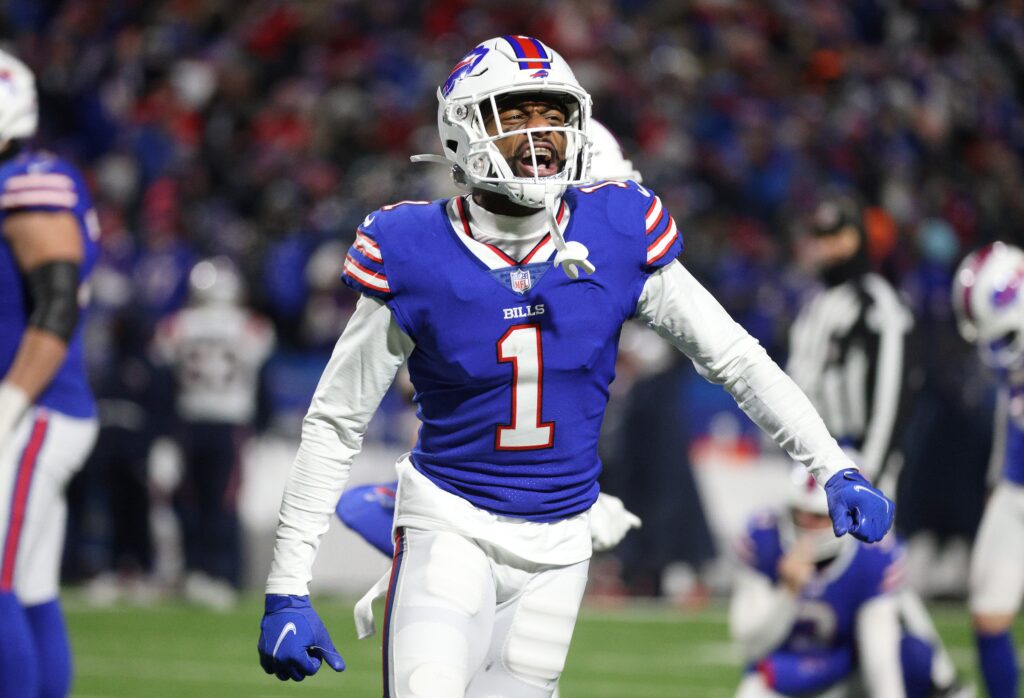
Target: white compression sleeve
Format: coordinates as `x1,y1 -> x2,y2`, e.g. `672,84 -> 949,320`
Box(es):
635,261 -> 856,485
265,296 -> 414,595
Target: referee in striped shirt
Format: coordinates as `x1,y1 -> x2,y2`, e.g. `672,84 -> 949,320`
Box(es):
786,196 -> 915,495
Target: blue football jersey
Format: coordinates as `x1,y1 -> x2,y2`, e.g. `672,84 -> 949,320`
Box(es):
1001,378 -> 1024,485
741,514 -> 906,660
0,150 -> 100,418
342,182 -> 683,522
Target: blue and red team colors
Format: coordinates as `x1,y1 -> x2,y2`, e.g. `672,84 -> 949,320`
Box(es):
0,150 -> 99,418
341,181 -> 681,522
739,513 -> 939,696
336,482 -> 398,556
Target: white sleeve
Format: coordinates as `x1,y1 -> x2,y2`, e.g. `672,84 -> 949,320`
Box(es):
856,595 -> 905,698
989,387 -> 1009,488
635,261 -> 856,484
728,568 -> 800,662
265,295 -> 414,595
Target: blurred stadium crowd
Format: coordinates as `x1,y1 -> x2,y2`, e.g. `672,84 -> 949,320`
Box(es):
2,0 -> 1023,598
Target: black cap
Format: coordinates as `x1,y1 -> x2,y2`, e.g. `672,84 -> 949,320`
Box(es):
812,197 -> 862,237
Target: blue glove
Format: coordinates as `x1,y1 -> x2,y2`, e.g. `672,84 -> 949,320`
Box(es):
258,595 -> 346,681
823,469 -> 894,543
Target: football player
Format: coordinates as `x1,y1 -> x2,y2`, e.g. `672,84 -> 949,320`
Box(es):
731,467 -> 970,698
951,242 -> 1024,698
334,117 -> 644,562
151,256 -> 275,608
0,50 -> 101,697
257,36 -> 894,696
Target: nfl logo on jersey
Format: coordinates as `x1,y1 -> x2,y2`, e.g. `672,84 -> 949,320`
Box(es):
510,268 -> 532,294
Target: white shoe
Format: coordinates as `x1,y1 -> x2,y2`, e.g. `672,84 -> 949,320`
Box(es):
183,572 -> 238,611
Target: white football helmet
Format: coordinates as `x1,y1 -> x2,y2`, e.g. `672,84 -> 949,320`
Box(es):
188,256 -> 244,306
0,49 -> 38,143
589,119 -> 641,183
780,465 -> 849,562
952,242 -> 1024,370
434,36 -> 592,209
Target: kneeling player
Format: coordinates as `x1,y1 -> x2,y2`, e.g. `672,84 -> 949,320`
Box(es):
730,468 -> 970,698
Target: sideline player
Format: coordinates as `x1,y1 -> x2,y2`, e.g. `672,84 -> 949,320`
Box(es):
152,256 -> 275,608
257,37 -> 894,696
0,50 -> 101,697
731,467 -> 970,698
951,242 -> 1024,698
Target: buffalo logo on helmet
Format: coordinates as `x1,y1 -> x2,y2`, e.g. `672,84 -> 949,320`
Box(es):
992,267 -> 1024,309
442,45 -> 490,98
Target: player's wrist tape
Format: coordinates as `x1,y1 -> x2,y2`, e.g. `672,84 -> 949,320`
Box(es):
26,260 -> 80,342
0,382 -> 30,446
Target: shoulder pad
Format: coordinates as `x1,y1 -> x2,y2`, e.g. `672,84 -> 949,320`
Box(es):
363,200 -> 436,235
858,534 -> 906,595
574,181 -> 683,271
0,152 -> 81,213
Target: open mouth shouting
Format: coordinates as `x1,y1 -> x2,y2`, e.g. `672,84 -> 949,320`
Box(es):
514,140 -> 562,178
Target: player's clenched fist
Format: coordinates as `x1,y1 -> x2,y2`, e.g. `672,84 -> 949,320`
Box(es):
258,595 -> 345,681
823,469 -> 894,543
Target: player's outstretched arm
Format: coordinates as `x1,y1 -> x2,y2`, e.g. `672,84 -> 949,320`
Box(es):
635,261 -> 894,539
258,595 -> 345,680
823,469 -> 894,543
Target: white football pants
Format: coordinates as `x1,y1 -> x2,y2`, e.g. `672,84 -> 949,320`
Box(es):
969,480 -> 1024,616
382,526 -> 589,697
0,408 -> 97,604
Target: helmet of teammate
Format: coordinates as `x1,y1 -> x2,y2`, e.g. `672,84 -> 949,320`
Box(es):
781,466 -> 848,562
188,256 -> 244,306
0,49 -> 38,143
437,36 -> 592,208
952,241 -> 1024,371
589,119 -> 641,183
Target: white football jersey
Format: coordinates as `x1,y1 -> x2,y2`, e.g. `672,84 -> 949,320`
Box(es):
153,305 -> 275,424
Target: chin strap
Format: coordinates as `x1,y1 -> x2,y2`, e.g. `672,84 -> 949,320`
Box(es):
546,192 -> 594,280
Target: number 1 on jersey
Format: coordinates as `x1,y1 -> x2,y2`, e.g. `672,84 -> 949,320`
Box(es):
496,324 -> 554,450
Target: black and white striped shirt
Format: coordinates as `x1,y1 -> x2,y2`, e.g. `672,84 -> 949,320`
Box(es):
786,273 -> 915,482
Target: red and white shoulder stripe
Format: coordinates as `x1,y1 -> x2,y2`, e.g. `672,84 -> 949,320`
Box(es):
644,196 -> 680,266
354,230 -> 383,263
344,253 -> 390,294
0,172 -> 78,210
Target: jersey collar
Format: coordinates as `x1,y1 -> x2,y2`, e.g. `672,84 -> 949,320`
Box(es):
446,196 -> 568,270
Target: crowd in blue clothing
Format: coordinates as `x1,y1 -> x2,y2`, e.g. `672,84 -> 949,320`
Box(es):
1,0 -> 1020,581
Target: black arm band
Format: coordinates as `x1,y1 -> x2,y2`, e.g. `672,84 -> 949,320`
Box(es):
25,261 -> 81,342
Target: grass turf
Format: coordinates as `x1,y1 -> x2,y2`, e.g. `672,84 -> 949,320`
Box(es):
64,593 -> 1015,697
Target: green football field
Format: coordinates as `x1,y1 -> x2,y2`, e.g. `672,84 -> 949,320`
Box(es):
64,594 -> 1017,697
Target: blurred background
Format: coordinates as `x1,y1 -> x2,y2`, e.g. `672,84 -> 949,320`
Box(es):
1,0 -> 1020,616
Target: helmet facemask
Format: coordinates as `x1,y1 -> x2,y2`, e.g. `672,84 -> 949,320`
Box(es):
441,85 -> 591,209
